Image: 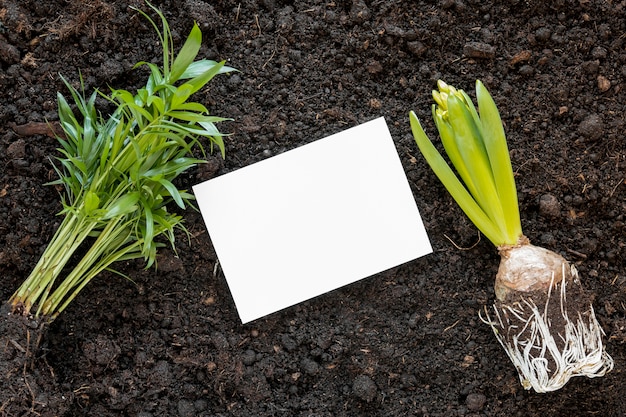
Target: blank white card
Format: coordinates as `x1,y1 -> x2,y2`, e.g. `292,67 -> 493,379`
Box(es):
193,117 -> 432,323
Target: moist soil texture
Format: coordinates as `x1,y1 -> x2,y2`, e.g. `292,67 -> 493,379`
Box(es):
1,0 -> 625,416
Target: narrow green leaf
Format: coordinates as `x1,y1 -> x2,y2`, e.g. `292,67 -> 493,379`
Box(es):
198,120 -> 226,136
135,88 -> 149,107
186,60 -> 225,95
60,121 -> 80,142
113,89 -> 137,106
172,84 -> 194,108
102,192 -> 141,219
143,157 -> 203,178
123,102 -> 154,125
170,23 -> 202,83
84,190 -> 100,213
157,178 -> 186,209
475,80 -> 522,242
131,2 -> 170,76
171,101 -> 208,114
57,93 -> 80,133
143,202 -> 155,248
147,95 -> 165,114
107,115 -> 130,168
458,90 -> 482,132
168,110 -> 210,122
181,59 -> 237,79
210,135 -> 226,159
136,62 -> 165,95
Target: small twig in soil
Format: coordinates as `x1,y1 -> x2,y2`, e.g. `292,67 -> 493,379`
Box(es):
9,121 -> 65,138
9,339 -> 26,353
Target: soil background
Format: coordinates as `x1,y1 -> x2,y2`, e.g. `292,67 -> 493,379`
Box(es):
1,0 -> 625,416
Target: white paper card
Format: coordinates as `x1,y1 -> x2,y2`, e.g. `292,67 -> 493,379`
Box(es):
193,117 -> 432,323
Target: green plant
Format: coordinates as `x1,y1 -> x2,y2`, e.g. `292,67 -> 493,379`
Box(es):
410,80 -> 613,392
9,3 -> 235,321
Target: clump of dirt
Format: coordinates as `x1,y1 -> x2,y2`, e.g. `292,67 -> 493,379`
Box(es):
1,0 -> 625,416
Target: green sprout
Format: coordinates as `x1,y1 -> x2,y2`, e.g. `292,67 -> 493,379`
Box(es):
410,80 -> 613,393
9,3 -> 235,321
410,80 -> 521,248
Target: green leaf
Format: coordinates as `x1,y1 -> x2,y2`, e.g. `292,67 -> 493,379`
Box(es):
112,89 -> 136,106
475,81 -> 522,243
135,88 -> 149,107
147,95 -> 165,114
210,135 -> 226,159
59,121 -> 80,142
172,83 -> 194,108
181,59 -> 237,79
137,62 -> 165,95
170,23 -> 202,83
143,157 -> 202,178
102,192 -> 141,219
57,92 -> 82,142
143,203 -> 155,248
157,178 -> 186,209
186,60 -> 226,95
84,190 -> 100,213
198,120 -> 227,136
168,110 -> 212,122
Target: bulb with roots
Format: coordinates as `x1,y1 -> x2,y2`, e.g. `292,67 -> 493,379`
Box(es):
481,236 -> 614,393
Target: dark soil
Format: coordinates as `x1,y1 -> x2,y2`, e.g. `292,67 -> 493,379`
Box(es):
1,0 -> 625,416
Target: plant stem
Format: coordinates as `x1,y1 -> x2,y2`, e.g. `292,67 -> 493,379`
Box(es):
10,211 -> 96,316
40,215 -> 127,317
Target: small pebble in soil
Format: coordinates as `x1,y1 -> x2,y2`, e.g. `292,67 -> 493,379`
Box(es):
597,75 -> 611,92
177,399 -> 195,417
407,41 -> 427,57
242,349 -> 257,366
591,46 -> 608,59
577,114 -> 604,141
463,42 -> 495,59
280,334 -> 298,351
212,331 -> 230,350
194,399 -> 208,411
539,194 -> 561,218
7,139 -> 26,159
0,40 -> 20,64
582,60 -> 600,75
535,27 -> 551,42
465,392 -> 487,411
518,65 -> 534,76
300,357 -> 320,375
540,233 -> 556,247
352,374 -> 377,402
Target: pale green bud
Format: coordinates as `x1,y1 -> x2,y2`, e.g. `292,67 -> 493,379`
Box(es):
434,80 -> 466,113
436,79 -> 450,93
434,106 -> 448,123
432,90 -> 447,111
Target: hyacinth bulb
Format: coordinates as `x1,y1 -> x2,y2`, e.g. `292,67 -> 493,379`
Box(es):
482,238 -> 614,392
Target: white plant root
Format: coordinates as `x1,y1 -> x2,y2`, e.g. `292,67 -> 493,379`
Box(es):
481,260 -> 614,393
